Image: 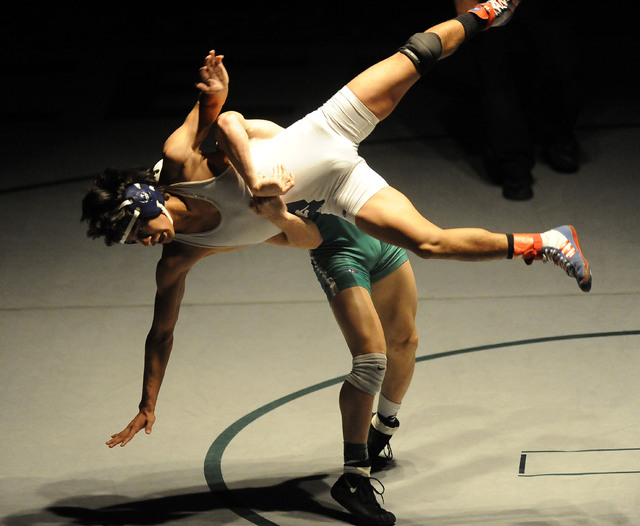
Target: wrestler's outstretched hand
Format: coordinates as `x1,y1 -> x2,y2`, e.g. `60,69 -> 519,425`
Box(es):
252,164 -> 295,197
106,410 -> 155,448
250,189 -> 323,249
196,50 -> 229,96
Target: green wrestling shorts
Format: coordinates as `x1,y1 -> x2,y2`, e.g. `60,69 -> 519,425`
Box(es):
310,214 -> 409,301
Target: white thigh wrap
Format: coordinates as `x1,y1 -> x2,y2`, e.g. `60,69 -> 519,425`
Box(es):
346,353 -> 387,396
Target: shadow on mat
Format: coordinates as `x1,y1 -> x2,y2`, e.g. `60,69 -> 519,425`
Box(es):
13,474 -> 356,525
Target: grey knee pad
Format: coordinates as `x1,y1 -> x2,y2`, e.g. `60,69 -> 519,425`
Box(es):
345,353 -> 387,396
398,32 -> 442,75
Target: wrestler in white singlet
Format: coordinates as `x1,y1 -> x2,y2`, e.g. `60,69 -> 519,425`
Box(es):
170,86 -> 389,248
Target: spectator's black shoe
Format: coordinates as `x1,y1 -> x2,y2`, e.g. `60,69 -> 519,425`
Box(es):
503,183 -> 534,201
542,140 -> 580,173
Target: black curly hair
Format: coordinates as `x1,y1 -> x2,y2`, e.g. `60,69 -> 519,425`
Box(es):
81,166 -> 162,246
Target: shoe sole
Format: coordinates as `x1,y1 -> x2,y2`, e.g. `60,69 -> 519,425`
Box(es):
330,491 -> 396,526
566,225 -> 592,292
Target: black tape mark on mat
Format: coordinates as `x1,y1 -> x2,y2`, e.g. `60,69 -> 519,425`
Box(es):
518,447 -> 640,477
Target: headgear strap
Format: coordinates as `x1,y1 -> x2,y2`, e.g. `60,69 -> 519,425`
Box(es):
117,183 -> 173,244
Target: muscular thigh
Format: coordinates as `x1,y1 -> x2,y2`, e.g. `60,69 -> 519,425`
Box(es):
330,287 -> 386,357
355,186 -> 443,252
371,260 -> 418,341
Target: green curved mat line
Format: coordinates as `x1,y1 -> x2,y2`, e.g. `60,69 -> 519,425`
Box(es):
204,329 -> 640,525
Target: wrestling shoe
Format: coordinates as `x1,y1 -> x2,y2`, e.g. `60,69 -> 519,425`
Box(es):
368,414 -> 399,460
331,473 -> 396,526
541,225 -> 592,292
469,0 -> 521,29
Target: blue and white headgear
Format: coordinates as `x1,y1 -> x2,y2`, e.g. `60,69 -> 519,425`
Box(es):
117,180 -> 173,244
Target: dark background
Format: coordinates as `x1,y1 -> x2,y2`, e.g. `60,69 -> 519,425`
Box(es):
2,2 -> 638,189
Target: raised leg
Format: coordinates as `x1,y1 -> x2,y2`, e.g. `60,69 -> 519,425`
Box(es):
356,187 -> 509,261
356,188 -> 592,291
346,0 -> 522,121
346,20 -> 465,121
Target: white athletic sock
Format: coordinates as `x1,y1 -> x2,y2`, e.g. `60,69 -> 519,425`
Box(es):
344,464 -> 371,478
377,393 -> 401,422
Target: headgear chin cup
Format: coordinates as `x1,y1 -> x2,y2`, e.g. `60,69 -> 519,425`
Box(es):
152,159 -> 163,181
117,183 -> 173,244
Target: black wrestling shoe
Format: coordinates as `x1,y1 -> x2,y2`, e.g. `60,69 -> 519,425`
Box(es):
368,414 -> 399,460
330,473 -> 396,526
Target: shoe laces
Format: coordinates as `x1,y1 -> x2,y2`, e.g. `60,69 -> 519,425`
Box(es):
382,443 -> 394,460
541,247 -> 576,278
367,476 -> 388,506
350,475 -> 388,506
489,0 -> 517,15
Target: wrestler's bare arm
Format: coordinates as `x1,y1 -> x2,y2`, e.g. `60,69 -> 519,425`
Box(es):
251,188 -> 323,249
215,111 -> 293,196
106,243 -> 234,447
162,51 -> 229,181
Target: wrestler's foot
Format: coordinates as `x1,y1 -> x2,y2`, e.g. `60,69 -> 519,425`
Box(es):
331,473 -> 396,526
469,0 -> 521,29
368,414 -> 399,460
541,225 -> 592,292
